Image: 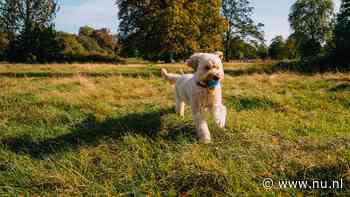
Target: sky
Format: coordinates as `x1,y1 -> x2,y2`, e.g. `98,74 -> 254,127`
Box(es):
55,0 -> 341,43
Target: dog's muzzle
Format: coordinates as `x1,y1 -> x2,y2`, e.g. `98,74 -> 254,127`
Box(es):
212,75 -> 220,81
209,73 -> 223,81
197,73 -> 223,89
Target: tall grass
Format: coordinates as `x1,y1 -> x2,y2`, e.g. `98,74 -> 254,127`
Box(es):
0,62 -> 349,196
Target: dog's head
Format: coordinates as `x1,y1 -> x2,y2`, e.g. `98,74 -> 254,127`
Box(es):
186,52 -> 224,87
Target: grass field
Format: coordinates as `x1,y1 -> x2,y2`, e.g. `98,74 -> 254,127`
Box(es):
0,62 -> 349,196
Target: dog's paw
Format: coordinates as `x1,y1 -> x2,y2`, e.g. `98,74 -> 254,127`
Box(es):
199,138 -> 212,144
216,113 -> 226,128
216,117 -> 226,128
214,106 -> 226,128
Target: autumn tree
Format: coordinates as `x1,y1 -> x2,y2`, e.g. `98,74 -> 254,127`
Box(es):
285,34 -> 298,59
92,28 -> 115,52
221,0 -> 264,60
289,0 -> 334,59
117,0 -> 227,62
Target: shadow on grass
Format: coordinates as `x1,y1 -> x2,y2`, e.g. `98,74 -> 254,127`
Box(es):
1,107 -> 196,159
328,83 -> 350,92
163,170 -> 230,195
228,95 -> 282,112
284,163 -> 349,195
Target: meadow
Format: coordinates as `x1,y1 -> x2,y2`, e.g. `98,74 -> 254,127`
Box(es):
0,61 -> 349,196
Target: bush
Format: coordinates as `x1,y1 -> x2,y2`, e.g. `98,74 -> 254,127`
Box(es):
77,35 -> 104,53
280,54 -> 339,73
57,32 -> 86,56
3,25 -> 119,63
57,30 -> 118,63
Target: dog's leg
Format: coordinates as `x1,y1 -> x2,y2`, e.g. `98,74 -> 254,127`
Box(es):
211,105 -> 227,128
176,101 -> 185,118
175,90 -> 185,118
193,112 -> 211,143
192,101 -> 211,143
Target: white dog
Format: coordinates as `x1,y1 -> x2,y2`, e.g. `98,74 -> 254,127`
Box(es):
161,52 -> 227,143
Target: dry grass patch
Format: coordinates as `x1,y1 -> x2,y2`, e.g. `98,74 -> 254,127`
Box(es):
0,62 -> 349,196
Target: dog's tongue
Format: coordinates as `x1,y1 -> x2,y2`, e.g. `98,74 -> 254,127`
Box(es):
208,80 -> 219,89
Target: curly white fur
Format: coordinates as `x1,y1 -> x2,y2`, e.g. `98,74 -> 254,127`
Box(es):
161,52 -> 227,143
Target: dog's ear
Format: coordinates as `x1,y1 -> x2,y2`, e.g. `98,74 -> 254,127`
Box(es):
214,51 -> 224,60
186,53 -> 202,70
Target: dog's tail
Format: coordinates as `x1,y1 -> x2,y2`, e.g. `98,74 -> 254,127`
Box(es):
161,68 -> 181,85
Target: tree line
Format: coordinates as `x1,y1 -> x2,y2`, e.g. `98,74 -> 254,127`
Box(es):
0,0 -> 117,63
117,0 -> 350,69
0,0 -> 349,69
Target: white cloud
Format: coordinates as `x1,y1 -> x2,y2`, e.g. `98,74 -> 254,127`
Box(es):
55,0 -> 118,34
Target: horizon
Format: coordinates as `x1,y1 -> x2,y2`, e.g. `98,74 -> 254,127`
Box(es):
55,0 -> 341,43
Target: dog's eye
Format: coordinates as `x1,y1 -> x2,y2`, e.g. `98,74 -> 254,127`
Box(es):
205,65 -> 211,70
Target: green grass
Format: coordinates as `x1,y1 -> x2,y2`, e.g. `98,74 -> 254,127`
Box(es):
0,62 -> 350,196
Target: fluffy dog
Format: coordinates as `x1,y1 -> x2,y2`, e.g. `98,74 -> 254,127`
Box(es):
161,52 -> 227,143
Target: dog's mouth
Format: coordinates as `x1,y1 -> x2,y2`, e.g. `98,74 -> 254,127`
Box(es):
207,73 -> 223,82
197,74 -> 223,89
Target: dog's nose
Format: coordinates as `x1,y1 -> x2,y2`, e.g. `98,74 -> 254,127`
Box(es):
213,75 -> 220,81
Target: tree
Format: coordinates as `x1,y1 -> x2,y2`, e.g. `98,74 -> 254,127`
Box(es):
221,0 -> 264,60
117,0 -> 227,62
256,43 -> 268,60
92,28 -> 115,52
0,0 -> 59,62
0,31 -> 8,60
333,0 -> 350,68
7,25 -> 61,62
285,34 -> 298,59
78,35 -> 104,53
57,28 -> 118,63
0,0 -> 58,35
289,0 -> 334,59
268,36 -> 288,60
79,25 -> 94,37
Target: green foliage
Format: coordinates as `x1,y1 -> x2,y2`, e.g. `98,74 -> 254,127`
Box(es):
56,28 -> 118,63
221,0 -> 265,60
79,25 -> 94,37
285,35 -> 299,59
289,0 -> 334,59
333,0 -> 350,68
7,25 -> 62,63
117,0 -> 227,62
78,35 -> 104,53
91,28 -> 115,52
256,43 -> 268,60
268,36 -> 288,60
0,0 -> 60,63
0,32 -> 8,60
0,0 -> 59,36
57,32 -> 86,56
225,37 -> 267,60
